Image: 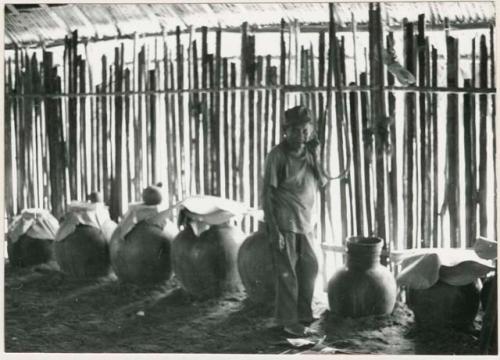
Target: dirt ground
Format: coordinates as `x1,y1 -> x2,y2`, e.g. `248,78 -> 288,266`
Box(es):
4,261 -> 487,355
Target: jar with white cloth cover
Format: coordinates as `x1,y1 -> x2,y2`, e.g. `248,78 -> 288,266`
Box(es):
7,208 -> 59,267
109,202 -> 178,284
396,248 -> 496,330
171,195 -> 256,299
54,202 -> 117,278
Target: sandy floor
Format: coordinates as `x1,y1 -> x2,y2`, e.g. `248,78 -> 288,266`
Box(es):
4,262 -> 486,354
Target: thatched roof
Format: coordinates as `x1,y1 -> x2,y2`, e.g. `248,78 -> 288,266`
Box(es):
5,2 -> 496,49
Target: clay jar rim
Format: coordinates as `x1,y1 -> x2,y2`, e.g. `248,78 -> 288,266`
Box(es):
346,236 -> 383,253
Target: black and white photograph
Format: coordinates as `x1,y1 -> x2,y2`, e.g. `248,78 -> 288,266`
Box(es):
2,1 -> 498,355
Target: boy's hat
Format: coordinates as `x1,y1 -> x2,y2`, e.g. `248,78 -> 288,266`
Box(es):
284,105 -> 312,129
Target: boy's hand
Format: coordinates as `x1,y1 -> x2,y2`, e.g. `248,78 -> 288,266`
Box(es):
270,228 -> 286,251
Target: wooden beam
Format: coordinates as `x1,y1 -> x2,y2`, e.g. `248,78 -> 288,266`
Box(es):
5,21 -> 495,51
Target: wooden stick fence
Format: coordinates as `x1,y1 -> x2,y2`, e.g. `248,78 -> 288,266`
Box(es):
4,4 -> 497,263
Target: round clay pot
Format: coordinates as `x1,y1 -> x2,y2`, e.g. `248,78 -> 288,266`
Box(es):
327,236 -> 397,317
55,224 -> 113,278
172,223 -> 243,299
407,280 -> 481,329
7,234 -> 54,267
237,231 -> 275,304
110,220 -> 178,284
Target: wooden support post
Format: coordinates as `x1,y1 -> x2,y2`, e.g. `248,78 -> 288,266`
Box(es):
446,35 -> 460,247
478,35 -> 488,237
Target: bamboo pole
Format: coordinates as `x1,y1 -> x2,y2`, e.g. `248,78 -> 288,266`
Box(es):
330,3 -> 349,245
280,19 -> 286,139
176,27 -> 186,198
403,20 -> 416,249
124,68 -> 132,202
239,22 -> 249,231
22,51 -> 32,209
464,78 -> 475,248
215,27 -> 222,197
446,35 -> 460,247
264,55 -> 271,161
248,35 -> 256,231
169,56 -> 180,201
113,44 -> 124,220
478,35 -> 488,237
223,58 -> 230,198
79,56 -> 88,201
202,26 -> 210,195
349,84 -> 363,235
417,14 -> 429,248
5,59 -> 13,217
360,72 -> 373,235
231,62 -> 238,200
386,32 -> 398,248
369,3 -> 388,257
256,55 -> 264,210
191,40 -> 201,195
101,54 -> 110,203
431,46 -> 438,247
208,53 -> 215,194
490,25 -> 496,243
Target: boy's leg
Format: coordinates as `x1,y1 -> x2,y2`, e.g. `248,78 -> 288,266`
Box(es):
296,233 -> 319,323
272,233 -> 300,327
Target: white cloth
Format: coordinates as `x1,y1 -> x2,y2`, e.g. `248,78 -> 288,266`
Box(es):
8,209 -> 59,244
55,202 -> 116,242
116,202 -> 177,239
396,248 -> 495,290
177,195 -> 263,236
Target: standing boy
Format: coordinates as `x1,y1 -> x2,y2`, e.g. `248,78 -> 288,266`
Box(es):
262,105 -> 328,337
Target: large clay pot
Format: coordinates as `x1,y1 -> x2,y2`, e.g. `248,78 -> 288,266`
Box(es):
328,236 -> 397,317
55,224 -> 114,278
407,280 -> 481,329
172,223 -> 243,299
237,231 -> 275,304
110,220 -> 178,284
7,234 -> 54,267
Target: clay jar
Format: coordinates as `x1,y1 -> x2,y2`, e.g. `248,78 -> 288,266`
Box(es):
7,234 -> 54,267
55,224 -> 115,278
407,280 -> 481,330
328,236 -> 397,317
172,223 -> 243,299
237,230 -> 275,304
110,220 -> 178,284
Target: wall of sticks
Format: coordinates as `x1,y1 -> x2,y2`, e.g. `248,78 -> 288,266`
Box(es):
4,4 -> 497,275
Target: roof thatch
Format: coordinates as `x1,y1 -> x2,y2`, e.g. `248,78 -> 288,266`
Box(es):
5,2 -> 496,49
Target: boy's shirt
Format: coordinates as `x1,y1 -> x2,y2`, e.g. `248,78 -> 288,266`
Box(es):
263,141 -> 327,234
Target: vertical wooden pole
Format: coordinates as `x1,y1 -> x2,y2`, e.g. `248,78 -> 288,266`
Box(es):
280,19 -> 286,139
5,59 -> 13,216
369,4 -> 388,256
478,35 -> 488,237
215,27 -> 222,197
223,58 -> 230,198
248,35 -> 256,230
417,14 -> 430,248
403,20 -> 416,249
490,25 -> 496,243
202,26 -> 210,195
431,46 -> 438,247
446,35 -> 460,247
464,78 -> 475,247
230,63 -> 237,200
386,32 -> 398,248
191,40 -> 201,195
330,3 -> 349,244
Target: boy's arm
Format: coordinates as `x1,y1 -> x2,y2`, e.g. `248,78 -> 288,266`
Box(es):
262,150 -> 284,249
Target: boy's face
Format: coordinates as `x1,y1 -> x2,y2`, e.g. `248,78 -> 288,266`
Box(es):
285,123 -> 311,149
